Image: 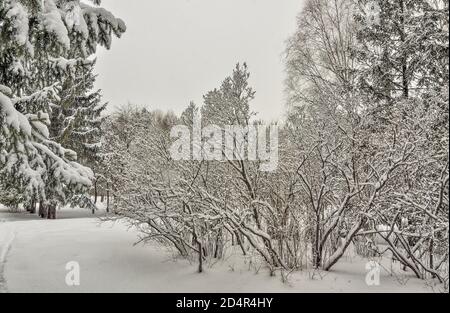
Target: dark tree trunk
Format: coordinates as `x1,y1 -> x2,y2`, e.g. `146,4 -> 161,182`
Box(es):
429,238 -> 435,278
94,178 -> 98,204
47,203 -> 56,219
313,212 -> 321,268
198,241 -> 203,273
192,232 -> 203,273
106,182 -> 110,213
235,231 -> 247,256
30,199 -> 36,214
399,0 -> 409,99
214,229 -> 223,259
39,202 -> 47,219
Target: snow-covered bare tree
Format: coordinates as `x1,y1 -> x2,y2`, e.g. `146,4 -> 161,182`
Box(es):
284,0 -> 449,281
352,0 -> 449,284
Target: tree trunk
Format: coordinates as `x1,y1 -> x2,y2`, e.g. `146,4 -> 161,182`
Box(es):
429,238 -> 435,278
47,203 -> 56,220
214,229 -> 223,259
235,231 -> 247,256
324,219 -> 363,271
198,241 -> 203,273
106,182 -> 110,213
94,178 -> 98,204
39,202 -> 47,219
399,0 -> 409,99
30,199 -> 36,214
313,212 -> 321,268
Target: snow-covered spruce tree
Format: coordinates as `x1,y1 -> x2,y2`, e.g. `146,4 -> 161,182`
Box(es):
354,0 -> 449,102
0,0 -> 125,217
48,58 -> 105,167
48,57 -> 106,210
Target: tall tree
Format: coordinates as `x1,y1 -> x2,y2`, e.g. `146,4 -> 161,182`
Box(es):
48,57 -> 105,168
0,0 -> 125,215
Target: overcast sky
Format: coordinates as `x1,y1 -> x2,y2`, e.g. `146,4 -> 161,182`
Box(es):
95,0 -> 304,121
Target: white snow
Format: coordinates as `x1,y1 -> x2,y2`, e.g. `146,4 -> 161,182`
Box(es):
0,205 -> 441,293
0,85 -> 12,96
5,0 -> 29,47
0,90 -> 32,136
49,57 -> 93,74
41,0 -> 71,50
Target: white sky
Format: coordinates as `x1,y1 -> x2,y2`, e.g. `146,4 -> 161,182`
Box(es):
95,0 -> 304,122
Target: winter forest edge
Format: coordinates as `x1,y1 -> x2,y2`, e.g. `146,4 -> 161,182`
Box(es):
0,0 -> 449,293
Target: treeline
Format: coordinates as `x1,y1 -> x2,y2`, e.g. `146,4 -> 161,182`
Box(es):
102,0 -> 448,286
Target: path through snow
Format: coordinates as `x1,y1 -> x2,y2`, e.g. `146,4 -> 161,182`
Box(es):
0,221 -> 15,293
0,206 -> 442,293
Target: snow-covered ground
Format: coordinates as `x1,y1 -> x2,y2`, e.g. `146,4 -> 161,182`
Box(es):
0,205 -> 442,293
